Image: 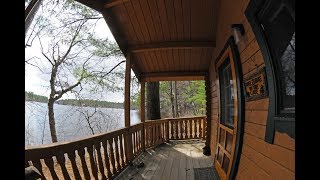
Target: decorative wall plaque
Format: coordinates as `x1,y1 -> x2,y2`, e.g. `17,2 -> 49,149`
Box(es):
244,67 -> 268,101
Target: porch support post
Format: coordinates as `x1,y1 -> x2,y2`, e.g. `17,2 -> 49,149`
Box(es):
203,74 -> 211,156
124,53 -> 133,164
125,54 -> 131,127
140,81 -> 146,151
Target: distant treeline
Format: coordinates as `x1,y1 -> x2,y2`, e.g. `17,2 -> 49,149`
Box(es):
25,91 -> 126,109
25,91 -> 48,103
56,99 -> 124,109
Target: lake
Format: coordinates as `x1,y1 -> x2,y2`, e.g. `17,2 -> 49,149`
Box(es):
25,101 -> 140,146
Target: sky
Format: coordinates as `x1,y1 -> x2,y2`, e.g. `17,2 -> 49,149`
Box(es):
25,4 -> 132,103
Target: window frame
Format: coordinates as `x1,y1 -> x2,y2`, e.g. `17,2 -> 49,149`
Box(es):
245,0 -> 295,143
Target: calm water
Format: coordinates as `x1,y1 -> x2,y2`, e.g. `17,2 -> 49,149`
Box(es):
25,102 -> 140,146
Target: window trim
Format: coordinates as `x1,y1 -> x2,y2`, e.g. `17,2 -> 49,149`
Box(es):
245,0 -> 295,143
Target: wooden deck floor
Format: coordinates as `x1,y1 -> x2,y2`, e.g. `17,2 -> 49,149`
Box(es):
116,140 -> 214,180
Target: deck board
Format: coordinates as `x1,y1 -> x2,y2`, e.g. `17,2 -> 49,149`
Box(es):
116,140 -> 213,180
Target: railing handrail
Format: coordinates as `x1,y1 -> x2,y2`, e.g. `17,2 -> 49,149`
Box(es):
25,116 -> 206,150
25,126 -> 130,150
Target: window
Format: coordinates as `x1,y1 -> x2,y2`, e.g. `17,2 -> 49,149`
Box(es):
245,0 -> 295,143
219,57 -> 235,128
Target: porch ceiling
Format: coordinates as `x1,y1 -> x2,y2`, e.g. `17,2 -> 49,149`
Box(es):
76,0 -> 219,81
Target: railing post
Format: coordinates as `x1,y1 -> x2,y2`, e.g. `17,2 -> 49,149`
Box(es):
203,75 -> 211,156
141,81 -> 146,151
125,128 -> 133,165
166,119 -> 170,142
124,53 -> 133,164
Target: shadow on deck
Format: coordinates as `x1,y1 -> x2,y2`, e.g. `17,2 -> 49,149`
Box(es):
116,140 -> 216,180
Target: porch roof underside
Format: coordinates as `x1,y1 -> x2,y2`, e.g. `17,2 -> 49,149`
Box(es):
76,0 -> 219,82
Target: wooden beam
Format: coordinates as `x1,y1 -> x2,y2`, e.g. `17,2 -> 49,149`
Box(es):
104,0 -> 130,9
129,41 -> 215,53
75,0 -> 104,12
124,53 -> 131,127
130,57 -> 142,82
141,71 -> 206,82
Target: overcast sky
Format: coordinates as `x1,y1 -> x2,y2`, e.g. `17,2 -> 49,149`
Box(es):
25,12 -> 131,103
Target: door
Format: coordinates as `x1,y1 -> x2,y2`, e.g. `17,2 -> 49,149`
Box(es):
214,43 -> 242,180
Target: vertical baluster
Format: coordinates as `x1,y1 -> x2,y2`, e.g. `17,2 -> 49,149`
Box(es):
188,119 -> 192,138
176,121 -> 179,139
161,122 -> 164,141
149,125 -> 152,146
114,136 -> 120,171
66,151 -> 82,180
193,119 -> 197,138
171,121 -> 176,139
154,124 -> 158,145
184,120 -> 188,139
132,132 -> 136,156
175,121 -> 178,139
160,122 -> 164,141
200,118 -> 202,138
153,125 -> 156,146
31,159 -> 45,179
158,123 -> 161,144
165,120 -> 169,142
102,142 -> 112,178
56,153 -> 71,180
145,125 -> 148,147
157,123 -> 161,144
179,120 -> 183,139
203,117 -> 207,140
95,142 -> 107,180
86,145 -> 99,180
158,124 -> 161,142
138,129 -> 141,152
155,123 -> 159,145
136,131 -> 139,153
123,131 -> 130,164
108,138 -> 117,174
147,125 -> 150,147
140,129 -> 143,151
78,148 -> 91,179
136,130 -> 139,153
119,134 -> 125,168
170,120 -> 174,139
44,157 -> 59,180
172,121 -> 175,139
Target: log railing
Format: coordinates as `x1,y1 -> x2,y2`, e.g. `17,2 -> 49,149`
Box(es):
25,116 -> 206,179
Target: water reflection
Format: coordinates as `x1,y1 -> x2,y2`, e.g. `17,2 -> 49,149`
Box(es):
25,102 -> 140,146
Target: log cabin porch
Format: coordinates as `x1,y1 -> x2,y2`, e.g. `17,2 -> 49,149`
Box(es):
25,0 -> 295,179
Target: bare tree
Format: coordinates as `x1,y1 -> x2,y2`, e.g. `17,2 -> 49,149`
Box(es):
26,0 -> 124,143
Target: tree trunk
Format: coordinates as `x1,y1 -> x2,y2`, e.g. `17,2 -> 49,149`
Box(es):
146,82 -> 161,120
48,99 -> 58,143
174,81 -> 178,117
170,82 -> 175,118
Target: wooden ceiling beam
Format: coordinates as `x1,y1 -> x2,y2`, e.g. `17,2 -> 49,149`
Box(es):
128,41 -> 215,53
104,0 -> 131,9
141,71 -> 207,82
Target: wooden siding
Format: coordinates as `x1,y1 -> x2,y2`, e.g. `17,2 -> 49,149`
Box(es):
209,0 -> 295,179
